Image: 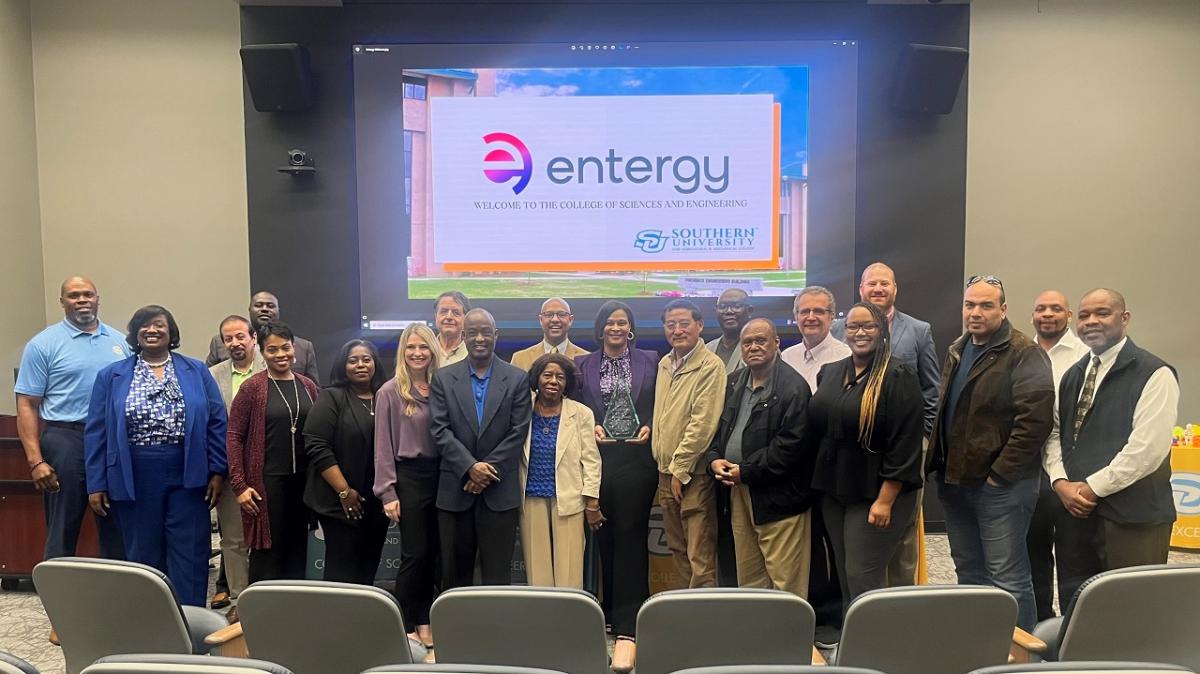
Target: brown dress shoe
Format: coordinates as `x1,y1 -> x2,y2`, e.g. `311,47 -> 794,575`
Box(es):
226,606 -> 239,624
211,591 -> 231,609
612,636 -> 635,673
49,627 -> 60,646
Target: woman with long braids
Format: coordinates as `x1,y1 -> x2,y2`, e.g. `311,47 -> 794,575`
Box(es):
809,301 -> 924,613
227,321 -> 321,582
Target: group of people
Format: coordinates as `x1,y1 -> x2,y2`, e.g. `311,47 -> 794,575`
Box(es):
14,265 -> 1179,669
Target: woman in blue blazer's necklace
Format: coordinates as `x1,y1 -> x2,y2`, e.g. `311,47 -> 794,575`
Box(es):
83,305 -> 228,606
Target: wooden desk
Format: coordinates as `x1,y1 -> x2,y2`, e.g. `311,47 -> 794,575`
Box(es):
0,436 -> 100,587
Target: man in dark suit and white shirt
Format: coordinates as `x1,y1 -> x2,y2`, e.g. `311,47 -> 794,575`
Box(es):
206,291 -> 320,383
832,262 -> 939,586
430,308 -> 532,587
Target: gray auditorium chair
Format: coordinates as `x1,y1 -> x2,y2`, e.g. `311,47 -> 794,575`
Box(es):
970,662 -> 1195,674
1013,564 -> 1200,669
364,666 -> 568,674
673,666 -> 885,674
234,580 -> 425,674
81,654 -> 293,674
32,558 -> 238,674
835,585 -> 1017,674
0,651 -> 40,674
635,588 -> 819,674
430,586 -> 609,674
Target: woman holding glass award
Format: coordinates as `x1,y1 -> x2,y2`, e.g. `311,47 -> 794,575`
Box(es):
574,300 -> 659,672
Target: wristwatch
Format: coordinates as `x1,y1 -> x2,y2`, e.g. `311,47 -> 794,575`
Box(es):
338,488 -> 351,500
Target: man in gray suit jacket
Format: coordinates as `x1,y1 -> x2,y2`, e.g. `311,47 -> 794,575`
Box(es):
205,291 -> 320,384
207,315 -> 265,613
832,262 -> 940,586
430,308 -> 531,588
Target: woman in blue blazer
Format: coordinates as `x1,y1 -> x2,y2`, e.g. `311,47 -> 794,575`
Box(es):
84,305 -> 227,606
574,300 -> 658,669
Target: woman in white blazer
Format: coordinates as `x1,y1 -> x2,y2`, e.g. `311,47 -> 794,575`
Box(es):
520,353 -> 604,588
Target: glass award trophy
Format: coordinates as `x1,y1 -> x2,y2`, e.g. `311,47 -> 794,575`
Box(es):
602,387 -> 640,441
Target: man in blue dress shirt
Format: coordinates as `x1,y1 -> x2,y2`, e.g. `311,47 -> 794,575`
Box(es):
15,276 -> 129,560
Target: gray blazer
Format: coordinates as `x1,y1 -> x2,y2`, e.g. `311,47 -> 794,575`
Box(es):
833,309 -> 939,437
206,333 -> 320,385
208,351 -> 267,410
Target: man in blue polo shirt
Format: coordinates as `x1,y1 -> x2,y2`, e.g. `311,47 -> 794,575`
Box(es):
15,276 -> 129,560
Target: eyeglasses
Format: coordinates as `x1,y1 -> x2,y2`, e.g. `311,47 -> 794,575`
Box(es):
845,323 -> 881,335
539,311 -> 571,320
664,320 -> 695,331
716,302 -> 747,313
966,274 -> 1004,291
794,307 -> 831,317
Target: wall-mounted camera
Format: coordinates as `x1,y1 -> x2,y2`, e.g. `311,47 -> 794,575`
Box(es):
278,148 -> 316,175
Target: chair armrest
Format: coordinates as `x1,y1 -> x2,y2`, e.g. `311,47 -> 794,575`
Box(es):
811,646 -> 826,666
205,622 -> 247,658
1009,626 -> 1047,663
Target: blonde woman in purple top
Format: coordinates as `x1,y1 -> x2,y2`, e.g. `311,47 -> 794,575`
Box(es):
374,322 -> 441,649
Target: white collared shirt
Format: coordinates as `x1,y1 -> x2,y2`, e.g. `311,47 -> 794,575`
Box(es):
1044,329 -> 1091,394
1041,336 -> 1179,498
781,332 -> 851,392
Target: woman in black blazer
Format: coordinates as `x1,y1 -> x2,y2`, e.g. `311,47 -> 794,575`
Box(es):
574,300 -> 659,670
303,339 -> 389,584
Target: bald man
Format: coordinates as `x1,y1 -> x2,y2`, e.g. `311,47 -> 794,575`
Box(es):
1043,289 -> 1179,604
706,288 -> 754,374
15,277 -> 128,561
510,297 -> 589,371
430,308 -> 532,587
705,318 -> 816,597
1026,290 -> 1090,619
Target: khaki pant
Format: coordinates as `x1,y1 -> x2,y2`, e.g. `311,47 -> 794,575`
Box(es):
886,493 -> 921,586
657,472 -> 717,589
729,484 -> 811,598
520,496 -> 585,589
216,479 -> 249,597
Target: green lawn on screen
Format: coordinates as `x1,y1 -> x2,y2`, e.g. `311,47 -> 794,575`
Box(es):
408,270 -> 807,299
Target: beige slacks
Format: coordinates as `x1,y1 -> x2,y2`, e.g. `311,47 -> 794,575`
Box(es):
216,479 -> 250,597
657,472 -> 718,589
520,496 -> 585,589
729,484 -> 811,598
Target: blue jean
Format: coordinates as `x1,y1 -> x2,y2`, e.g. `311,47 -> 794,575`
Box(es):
41,425 -> 125,560
110,443 -> 211,606
937,475 -> 1039,630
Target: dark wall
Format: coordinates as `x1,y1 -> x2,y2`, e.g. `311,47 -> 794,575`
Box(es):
240,1 -> 968,378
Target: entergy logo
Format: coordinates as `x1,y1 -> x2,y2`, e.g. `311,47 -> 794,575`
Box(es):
634,230 -> 667,253
1172,472 -> 1200,515
482,132 -> 532,195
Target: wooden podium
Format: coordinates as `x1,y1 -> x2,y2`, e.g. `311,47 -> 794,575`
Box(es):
0,435 -> 100,588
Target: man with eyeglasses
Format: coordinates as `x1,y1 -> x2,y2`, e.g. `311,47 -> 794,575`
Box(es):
653,299 -> 726,588
705,289 -> 754,374
510,297 -> 590,371
781,286 -> 851,391
926,274 -> 1054,630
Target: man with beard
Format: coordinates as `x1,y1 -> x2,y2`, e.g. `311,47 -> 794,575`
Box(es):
430,308 -> 531,586
705,288 -> 754,374
1043,289 -> 1179,604
16,277 -> 129,564
510,297 -> 589,370
207,314 -> 266,618
206,291 -> 319,383
1025,290 -> 1090,619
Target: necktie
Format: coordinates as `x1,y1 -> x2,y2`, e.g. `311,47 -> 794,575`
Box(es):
1073,355 -> 1101,441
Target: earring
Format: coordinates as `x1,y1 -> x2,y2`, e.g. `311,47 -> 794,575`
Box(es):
627,331 -> 635,341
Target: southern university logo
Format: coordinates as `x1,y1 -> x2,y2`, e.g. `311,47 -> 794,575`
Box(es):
1173,472 -> 1200,515
482,132 -> 532,195
634,230 -> 667,253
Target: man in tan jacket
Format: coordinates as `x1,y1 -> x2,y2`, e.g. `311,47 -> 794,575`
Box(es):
653,299 -> 726,588
510,297 -> 589,371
